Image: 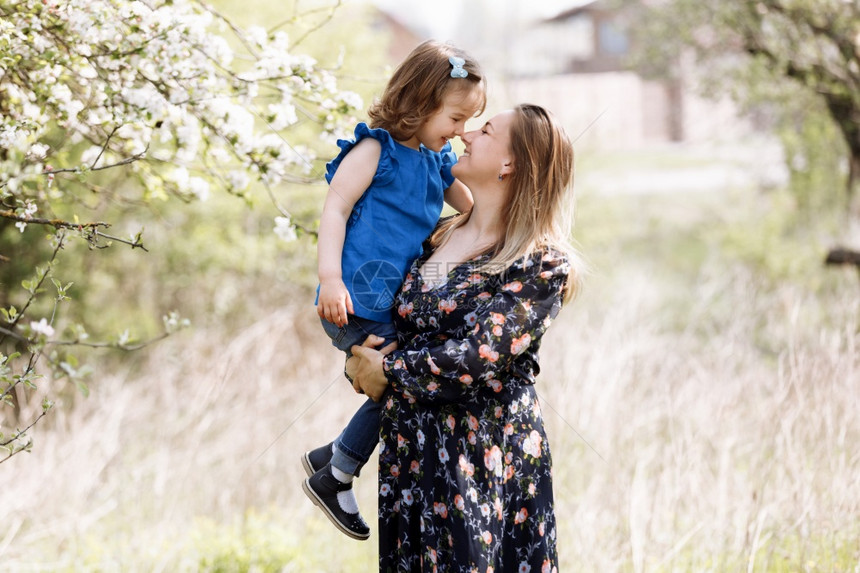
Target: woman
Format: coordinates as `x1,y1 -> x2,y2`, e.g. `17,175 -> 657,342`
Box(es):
351,104 -> 580,572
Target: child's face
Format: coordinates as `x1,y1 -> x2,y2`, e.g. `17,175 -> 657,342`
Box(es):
414,86 -> 484,153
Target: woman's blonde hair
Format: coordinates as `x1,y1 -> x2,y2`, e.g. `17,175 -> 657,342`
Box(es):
431,104 -> 584,302
367,40 -> 486,141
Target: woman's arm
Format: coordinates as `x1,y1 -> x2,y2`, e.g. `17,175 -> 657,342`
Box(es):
317,138 -> 381,327
381,251 -> 569,405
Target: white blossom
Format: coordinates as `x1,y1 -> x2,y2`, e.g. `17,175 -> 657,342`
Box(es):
80,145 -> 104,168
188,177 -> 210,201
338,91 -> 364,111
168,166 -> 190,189
274,216 -> 297,242
226,170 -> 250,191
267,101 -> 298,131
246,26 -> 268,49
27,143 -> 49,159
1,0 -> 361,235
30,319 -> 55,337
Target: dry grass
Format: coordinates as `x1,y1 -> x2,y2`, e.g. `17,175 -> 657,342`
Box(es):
1,304 -> 381,571
2,179 -> 859,571
3,256 -> 857,572
541,260 -> 860,572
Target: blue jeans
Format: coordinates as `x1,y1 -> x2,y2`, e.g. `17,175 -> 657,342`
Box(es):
320,315 -> 397,476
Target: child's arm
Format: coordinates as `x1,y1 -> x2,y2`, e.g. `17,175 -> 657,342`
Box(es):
443,178 -> 473,213
318,138 -> 382,327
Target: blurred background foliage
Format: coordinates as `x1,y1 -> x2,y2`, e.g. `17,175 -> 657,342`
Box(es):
3,0 -> 856,362
5,0 -> 855,354
631,0 -> 859,215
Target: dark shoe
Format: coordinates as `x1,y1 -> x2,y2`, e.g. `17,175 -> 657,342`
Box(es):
302,442 -> 334,477
302,464 -> 370,540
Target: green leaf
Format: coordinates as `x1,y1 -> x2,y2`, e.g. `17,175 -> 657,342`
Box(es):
0,306 -> 17,321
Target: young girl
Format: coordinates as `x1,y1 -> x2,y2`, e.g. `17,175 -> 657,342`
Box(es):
301,40 -> 486,540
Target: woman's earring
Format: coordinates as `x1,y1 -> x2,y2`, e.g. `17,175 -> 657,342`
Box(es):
498,173 -> 504,181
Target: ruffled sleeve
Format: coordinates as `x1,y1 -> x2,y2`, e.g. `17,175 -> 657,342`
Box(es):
439,141 -> 457,189
324,122 -> 398,186
382,247 -> 570,405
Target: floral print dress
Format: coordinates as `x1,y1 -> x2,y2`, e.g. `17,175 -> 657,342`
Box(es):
378,245 -> 569,573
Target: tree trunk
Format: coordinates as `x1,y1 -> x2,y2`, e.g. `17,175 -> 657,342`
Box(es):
818,88 -> 860,213
849,152 -> 860,217
825,247 -> 860,281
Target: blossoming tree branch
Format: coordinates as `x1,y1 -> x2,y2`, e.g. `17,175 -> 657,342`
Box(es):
0,0 -> 361,462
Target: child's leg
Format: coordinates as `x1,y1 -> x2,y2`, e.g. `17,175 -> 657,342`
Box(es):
316,315 -> 397,476
331,398 -> 382,476
303,316 -> 396,539
327,316 -> 397,476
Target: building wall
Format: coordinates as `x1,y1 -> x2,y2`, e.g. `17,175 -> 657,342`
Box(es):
506,72 -> 649,149
505,72 -> 754,150
371,3 -> 755,151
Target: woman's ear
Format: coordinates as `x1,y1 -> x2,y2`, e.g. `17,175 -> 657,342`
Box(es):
499,160 -> 514,178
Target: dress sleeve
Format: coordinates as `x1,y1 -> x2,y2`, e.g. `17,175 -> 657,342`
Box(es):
382,249 -> 569,405
439,141 -> 457,189
324,122 -> 397,186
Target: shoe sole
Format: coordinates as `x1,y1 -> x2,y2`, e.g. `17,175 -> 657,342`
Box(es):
301,452 -> 317,478
301,479 -> 371,541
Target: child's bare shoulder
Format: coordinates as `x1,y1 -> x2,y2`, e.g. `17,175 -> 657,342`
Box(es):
350,136 -> 382,155
338,137 -> 382,171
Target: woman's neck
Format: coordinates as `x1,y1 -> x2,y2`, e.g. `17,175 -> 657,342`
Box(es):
460,198 -> 503,246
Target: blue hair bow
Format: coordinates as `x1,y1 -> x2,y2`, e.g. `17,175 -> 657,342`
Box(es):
449,56 -> 468,79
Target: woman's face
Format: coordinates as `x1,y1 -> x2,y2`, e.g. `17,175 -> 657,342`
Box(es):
452,110 -> 515,185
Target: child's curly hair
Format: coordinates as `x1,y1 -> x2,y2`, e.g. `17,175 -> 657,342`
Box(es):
367,40 -> 486,141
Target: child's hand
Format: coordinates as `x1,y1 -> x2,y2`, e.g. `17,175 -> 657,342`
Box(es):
317,279 -> 354,327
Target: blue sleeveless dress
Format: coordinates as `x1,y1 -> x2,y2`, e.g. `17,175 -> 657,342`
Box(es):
322,123 -> 457,323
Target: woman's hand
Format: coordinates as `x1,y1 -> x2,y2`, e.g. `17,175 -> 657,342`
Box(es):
350,335 -> 397,402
